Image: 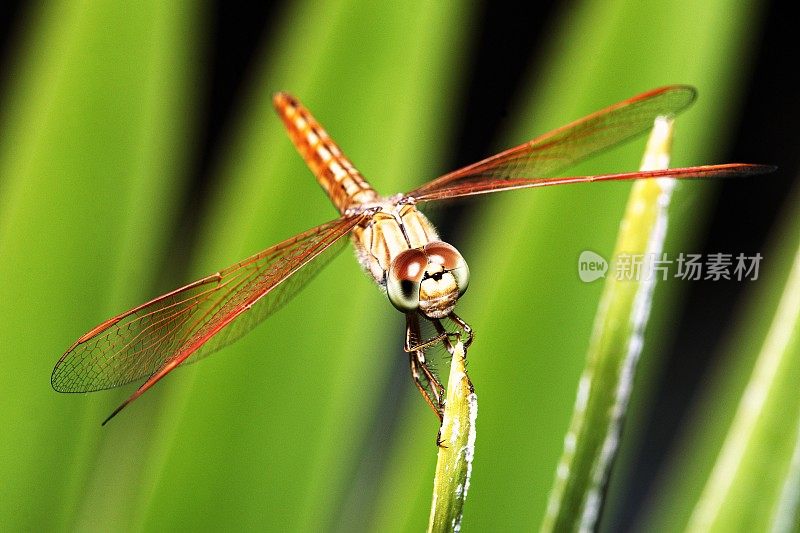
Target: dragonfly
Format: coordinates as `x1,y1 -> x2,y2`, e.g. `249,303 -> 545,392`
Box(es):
52,85 -> 769,426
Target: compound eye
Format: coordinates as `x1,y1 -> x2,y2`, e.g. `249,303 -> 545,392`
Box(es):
424,242 -> 470,296
387,249 -> 427,312
424,242 -> 462,269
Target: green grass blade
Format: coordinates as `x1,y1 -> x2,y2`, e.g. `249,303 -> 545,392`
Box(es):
541,118 -> 676,532
428,341 -> 478,533
685,228 -> 800,532
773,422 -> 800,532
636,187 -> 800,531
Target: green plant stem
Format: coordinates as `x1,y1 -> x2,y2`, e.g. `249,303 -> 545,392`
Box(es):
541,118 -> 676,532
428,341 -> 477,533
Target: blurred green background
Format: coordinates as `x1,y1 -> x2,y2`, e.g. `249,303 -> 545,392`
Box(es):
1,1 -> 797,531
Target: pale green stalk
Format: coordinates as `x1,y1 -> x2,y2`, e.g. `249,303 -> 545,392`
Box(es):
428,341 -> 478,533
541,117 -> 676,532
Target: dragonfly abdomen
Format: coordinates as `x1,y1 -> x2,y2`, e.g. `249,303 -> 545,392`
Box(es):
273,92 -> 378,213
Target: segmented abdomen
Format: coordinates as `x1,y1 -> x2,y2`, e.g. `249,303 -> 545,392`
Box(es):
273,92 -> 378,213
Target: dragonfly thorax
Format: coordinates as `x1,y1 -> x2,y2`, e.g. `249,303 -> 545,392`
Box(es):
387,242 -> 469,318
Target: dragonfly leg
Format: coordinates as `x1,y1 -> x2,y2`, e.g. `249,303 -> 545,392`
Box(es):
431,318 -> 455,356
449,312 -> 474,348
409,352 -> 444,422
406,313 -> 445,422
404,312 -> 464,353
404,328 -> 448,353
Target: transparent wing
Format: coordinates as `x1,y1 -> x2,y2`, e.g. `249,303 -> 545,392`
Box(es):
406,86 -> 702,200
52,213 -> 368,421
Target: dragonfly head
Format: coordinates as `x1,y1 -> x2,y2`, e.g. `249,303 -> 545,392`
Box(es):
387,242 -> 470,319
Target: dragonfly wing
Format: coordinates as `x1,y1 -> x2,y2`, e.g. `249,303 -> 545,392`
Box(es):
406,86 -> 699,200
52,214 -> 367,404
409,164 -> 773,202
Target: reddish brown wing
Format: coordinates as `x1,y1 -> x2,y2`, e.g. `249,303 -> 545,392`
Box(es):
52,213 -> 368,422
406,85 -> 710,202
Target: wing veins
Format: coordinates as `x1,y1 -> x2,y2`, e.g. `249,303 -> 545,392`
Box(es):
52,214 -> 365,395
406,85 -> 697,200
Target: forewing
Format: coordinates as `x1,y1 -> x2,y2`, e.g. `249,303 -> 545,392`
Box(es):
52,214 -> 366,394
406,85 -> 698,200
